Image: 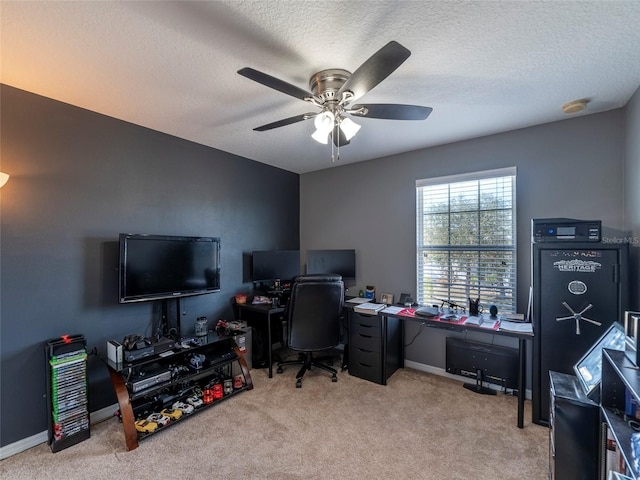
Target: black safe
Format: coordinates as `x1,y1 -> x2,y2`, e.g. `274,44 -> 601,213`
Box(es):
532,241 -> 628,425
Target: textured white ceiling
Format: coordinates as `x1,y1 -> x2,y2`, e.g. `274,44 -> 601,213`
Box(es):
2,1 -> 640,174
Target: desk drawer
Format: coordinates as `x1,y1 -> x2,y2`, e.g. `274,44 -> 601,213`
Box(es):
349,351 -> 382,384
350,330 -> 381,352
351,312 -> 381,328
350,314 -> 381,338
350,322 -> 381,340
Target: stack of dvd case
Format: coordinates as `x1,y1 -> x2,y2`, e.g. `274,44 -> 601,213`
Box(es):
46,335 -> 90,452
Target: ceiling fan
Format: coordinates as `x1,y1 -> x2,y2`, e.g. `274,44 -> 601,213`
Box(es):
238,41 -> 432,156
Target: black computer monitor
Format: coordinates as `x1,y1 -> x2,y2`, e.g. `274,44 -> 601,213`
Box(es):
306,249 -> 356,281
252,250 -> 300,282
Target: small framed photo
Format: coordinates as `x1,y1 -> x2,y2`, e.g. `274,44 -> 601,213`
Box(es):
380,293 -> 394,305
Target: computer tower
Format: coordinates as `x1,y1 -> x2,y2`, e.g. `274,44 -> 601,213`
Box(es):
532,241 -> 627,425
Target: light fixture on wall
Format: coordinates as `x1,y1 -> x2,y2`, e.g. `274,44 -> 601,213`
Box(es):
0,172 -> 9,188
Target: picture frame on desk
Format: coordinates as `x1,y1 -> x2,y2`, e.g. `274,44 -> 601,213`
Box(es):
380,293 -> 393,305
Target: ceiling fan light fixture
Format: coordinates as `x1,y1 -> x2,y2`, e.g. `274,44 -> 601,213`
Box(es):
313,111 -> 335,131
312,111 -> 335,144
311,128 -> 330,144
339,117 -> 361,141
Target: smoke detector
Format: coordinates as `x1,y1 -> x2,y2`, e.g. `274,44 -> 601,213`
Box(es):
562,99 -> 588,114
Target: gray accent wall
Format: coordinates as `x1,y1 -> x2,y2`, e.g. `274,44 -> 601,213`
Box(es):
301,109 -> 626,368
0,85 -> 300,447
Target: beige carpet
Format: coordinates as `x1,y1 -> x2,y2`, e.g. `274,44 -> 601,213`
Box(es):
0,365 -> 548,479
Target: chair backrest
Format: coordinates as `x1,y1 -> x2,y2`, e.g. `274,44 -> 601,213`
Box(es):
286,274 -> 344,351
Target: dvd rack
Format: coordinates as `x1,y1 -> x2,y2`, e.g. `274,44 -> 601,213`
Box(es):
45,334 -> 90,452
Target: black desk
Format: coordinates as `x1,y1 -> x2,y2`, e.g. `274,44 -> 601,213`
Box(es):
381,309 -> 533,429
235,303 -> 285,378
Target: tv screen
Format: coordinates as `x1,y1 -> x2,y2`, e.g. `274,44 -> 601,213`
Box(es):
252,250 -> 300,281
574,321 -> 627,398
119,233 -> 221,303
306,249 -> 356,279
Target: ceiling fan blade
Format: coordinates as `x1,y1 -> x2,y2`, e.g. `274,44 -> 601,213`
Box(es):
337,41 -> 411,103
332,124 -> 350,147
351,104 -> 433,120
238,67 -> 313,101
253,112 -> 317,131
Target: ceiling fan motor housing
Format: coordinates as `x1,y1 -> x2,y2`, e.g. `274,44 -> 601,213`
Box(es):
309,69 -> 351,103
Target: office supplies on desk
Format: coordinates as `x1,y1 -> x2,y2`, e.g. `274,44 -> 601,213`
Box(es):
464,314 -> 499,329
414,306 -> 439,318
354,302 -> 386,315
499,321 -> 533,333
346,297 -> 372,304
468,297 -> 482,316
381,305 -> 405,314
439,313 -> 464,323
365,285 -> 376,299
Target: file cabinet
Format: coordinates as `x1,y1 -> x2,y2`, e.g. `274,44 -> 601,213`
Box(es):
348,311 -> 402,385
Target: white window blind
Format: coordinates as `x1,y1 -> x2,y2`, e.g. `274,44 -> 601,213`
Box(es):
416,167 -> 517,313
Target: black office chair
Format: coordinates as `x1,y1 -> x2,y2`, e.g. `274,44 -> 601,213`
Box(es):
276,274 -> 344,388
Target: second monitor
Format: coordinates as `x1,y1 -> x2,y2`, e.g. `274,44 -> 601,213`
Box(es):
252,250 -> 301,282
306,249 -> 356,283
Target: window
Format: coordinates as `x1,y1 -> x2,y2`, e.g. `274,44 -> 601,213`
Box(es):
416,167 -> 517,313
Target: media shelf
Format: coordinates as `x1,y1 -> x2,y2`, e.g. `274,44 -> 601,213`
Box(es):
601,348 -> 640,478
106,333 -> 253,451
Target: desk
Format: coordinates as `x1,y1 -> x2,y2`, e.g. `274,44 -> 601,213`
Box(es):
235,303 -> 285,378
380,309 -> 533,429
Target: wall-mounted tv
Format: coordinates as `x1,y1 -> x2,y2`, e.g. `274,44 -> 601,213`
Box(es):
252,250 -> 300,282
119,233 -> 221,303
306,249 -> 356,280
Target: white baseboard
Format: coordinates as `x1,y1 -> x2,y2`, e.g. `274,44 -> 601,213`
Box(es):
0,403 -> 118,460
403,360 -> 532,400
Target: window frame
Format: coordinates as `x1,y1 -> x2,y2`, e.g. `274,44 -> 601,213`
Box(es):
416,167 -> 517,313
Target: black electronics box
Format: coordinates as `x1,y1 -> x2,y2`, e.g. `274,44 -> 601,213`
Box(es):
153,337 -> 175,355
531,218 -> 601,243
445,337 -> 518,389
129,364 -> 172,393
124,345 -> 154,362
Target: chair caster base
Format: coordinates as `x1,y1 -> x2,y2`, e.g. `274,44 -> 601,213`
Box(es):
331,375 -> 337,382
277,366 -> 283,374
296,379 -> 302,388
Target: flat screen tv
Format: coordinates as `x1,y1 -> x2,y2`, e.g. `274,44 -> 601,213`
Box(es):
119,233 -> 221,303
252,250 -> 300,282
306,249 -> 356,280
574,321 -> 627,399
